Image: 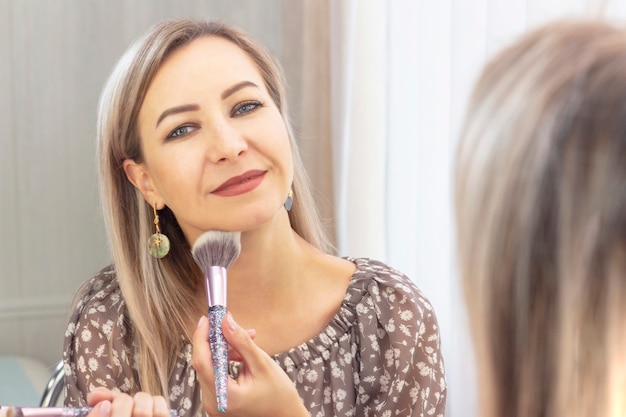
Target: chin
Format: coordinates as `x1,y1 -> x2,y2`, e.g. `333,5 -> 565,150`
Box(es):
233,205 -> 285,231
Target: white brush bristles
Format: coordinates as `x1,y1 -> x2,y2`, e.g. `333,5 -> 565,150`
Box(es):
191,230 -> 241,271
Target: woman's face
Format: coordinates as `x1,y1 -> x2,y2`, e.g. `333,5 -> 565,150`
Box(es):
124,36 -> 293,245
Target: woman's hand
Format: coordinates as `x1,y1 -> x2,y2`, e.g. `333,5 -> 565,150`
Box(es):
86,387 -> 170,417
192,313 -> 310,417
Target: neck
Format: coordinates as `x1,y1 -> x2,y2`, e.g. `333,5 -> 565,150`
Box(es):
224,208 -> 330,314
204,213 -> 354,355
228,226 -> 309,301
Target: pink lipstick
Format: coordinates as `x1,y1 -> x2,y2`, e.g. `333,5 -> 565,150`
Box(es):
212,170 -> 266,197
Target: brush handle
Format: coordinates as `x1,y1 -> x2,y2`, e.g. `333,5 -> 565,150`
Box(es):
208,305 -> 228,413
0,407 -> 178,417
205,267 -> 227,307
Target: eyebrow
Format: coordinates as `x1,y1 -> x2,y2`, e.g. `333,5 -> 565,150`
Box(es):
221,80 -> 260,100
156,104 -> 200,128
155,81 -> 260,128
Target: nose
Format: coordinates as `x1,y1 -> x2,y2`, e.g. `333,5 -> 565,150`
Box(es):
207,121 -> 248,163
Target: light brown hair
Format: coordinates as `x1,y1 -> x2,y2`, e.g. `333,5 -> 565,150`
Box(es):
455,20 -> 626,417
97,18 -> 332,397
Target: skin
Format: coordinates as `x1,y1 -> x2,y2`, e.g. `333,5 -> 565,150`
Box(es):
124,36 -> 294,244
90,36 -> 356,417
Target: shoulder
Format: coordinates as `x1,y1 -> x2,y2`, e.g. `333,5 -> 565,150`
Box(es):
346,258 -> 446,412
64,265 -> 137,402
65,265 -> 127,340
345,257 -> 442,355
71,265 -> 123,311
346,257 -> 436,317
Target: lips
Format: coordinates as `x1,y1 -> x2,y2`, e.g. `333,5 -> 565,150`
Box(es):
212,170 -> 267,196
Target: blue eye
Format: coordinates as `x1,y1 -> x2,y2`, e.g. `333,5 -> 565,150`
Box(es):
166,125 -> 195,139
233,101 -> 262,116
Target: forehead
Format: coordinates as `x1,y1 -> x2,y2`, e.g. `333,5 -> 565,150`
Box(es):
148,35 -> 264,97
167,34 -> 258,69
138,35 -> 267,127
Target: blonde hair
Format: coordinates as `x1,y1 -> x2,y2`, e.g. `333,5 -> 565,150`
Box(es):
97,18 -> 333,397
455,20 -> 626,417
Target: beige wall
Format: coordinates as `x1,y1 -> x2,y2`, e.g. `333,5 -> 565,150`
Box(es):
0,0 -> 323,367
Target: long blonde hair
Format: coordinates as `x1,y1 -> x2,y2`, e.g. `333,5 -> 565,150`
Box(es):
97,18 -> 333,398
455,20 -> 626,417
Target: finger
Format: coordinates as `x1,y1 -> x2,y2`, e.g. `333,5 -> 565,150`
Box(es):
192,315 -> 214,379
110,392 -> 134,417
152,396 -> 169,417
222,313 -> 269,374
227,328 -> 257,361
132,392 -> 153,417
87,387 -> 115,407
198,370 -> 219,416
86,401 -> 112,417
198,386 -> 218,416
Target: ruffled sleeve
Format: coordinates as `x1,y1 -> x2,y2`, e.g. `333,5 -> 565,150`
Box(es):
350,258 -> 447,416
63,265 -> 138,406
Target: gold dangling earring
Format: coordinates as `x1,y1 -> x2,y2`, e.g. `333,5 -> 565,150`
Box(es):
148,203 -> 170,258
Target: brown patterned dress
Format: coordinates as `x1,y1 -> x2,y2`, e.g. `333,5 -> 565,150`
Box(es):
63,258 -> 446,416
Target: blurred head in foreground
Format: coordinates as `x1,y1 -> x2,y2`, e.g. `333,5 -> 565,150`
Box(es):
455,19 -> 626,417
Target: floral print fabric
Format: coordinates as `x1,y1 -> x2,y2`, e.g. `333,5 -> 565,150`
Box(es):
64,258 -> 446,416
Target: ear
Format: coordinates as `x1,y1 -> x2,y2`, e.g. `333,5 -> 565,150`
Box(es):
122,159 -> 165,208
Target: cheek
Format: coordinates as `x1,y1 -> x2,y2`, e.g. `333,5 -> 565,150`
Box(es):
147,150 -> 202,198
282,146 -> 295,180
278,133 -> 295,181
265,115 -> 294,168
268,133 -> 294,183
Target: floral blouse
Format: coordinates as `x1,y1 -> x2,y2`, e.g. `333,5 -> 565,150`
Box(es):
64,258 -> 446,416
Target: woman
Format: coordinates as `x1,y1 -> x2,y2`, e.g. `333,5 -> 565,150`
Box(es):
455,19 -> 626,417
64,18 -> 446,417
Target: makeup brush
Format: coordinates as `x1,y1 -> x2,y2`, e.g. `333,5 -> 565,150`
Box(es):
0,407 -> 179,417
191,230 -> 241,413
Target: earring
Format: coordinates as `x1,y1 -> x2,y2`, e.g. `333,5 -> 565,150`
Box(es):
284,189 -> 293,212
148,203 -> 170,258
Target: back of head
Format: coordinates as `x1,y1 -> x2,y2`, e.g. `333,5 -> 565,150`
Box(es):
455,19 -> 626,417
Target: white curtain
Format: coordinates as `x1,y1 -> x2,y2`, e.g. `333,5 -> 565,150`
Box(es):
329,0 -> 388,260
328,1 -> 626,416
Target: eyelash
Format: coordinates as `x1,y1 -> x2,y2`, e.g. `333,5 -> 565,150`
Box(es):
232,100 -> 263,116
164,100 -> 264,140
166,125 -> 195,139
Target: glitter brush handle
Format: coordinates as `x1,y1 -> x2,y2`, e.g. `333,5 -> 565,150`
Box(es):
208,305 -> 228,413
0,407 -> 178,417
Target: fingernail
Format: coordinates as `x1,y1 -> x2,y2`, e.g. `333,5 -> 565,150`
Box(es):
99,400 -> 111,417
197,315 -> 206,328
227,312 -> 237,331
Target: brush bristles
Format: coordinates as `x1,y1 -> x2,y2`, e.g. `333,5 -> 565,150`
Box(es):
191,230 -> 241,271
